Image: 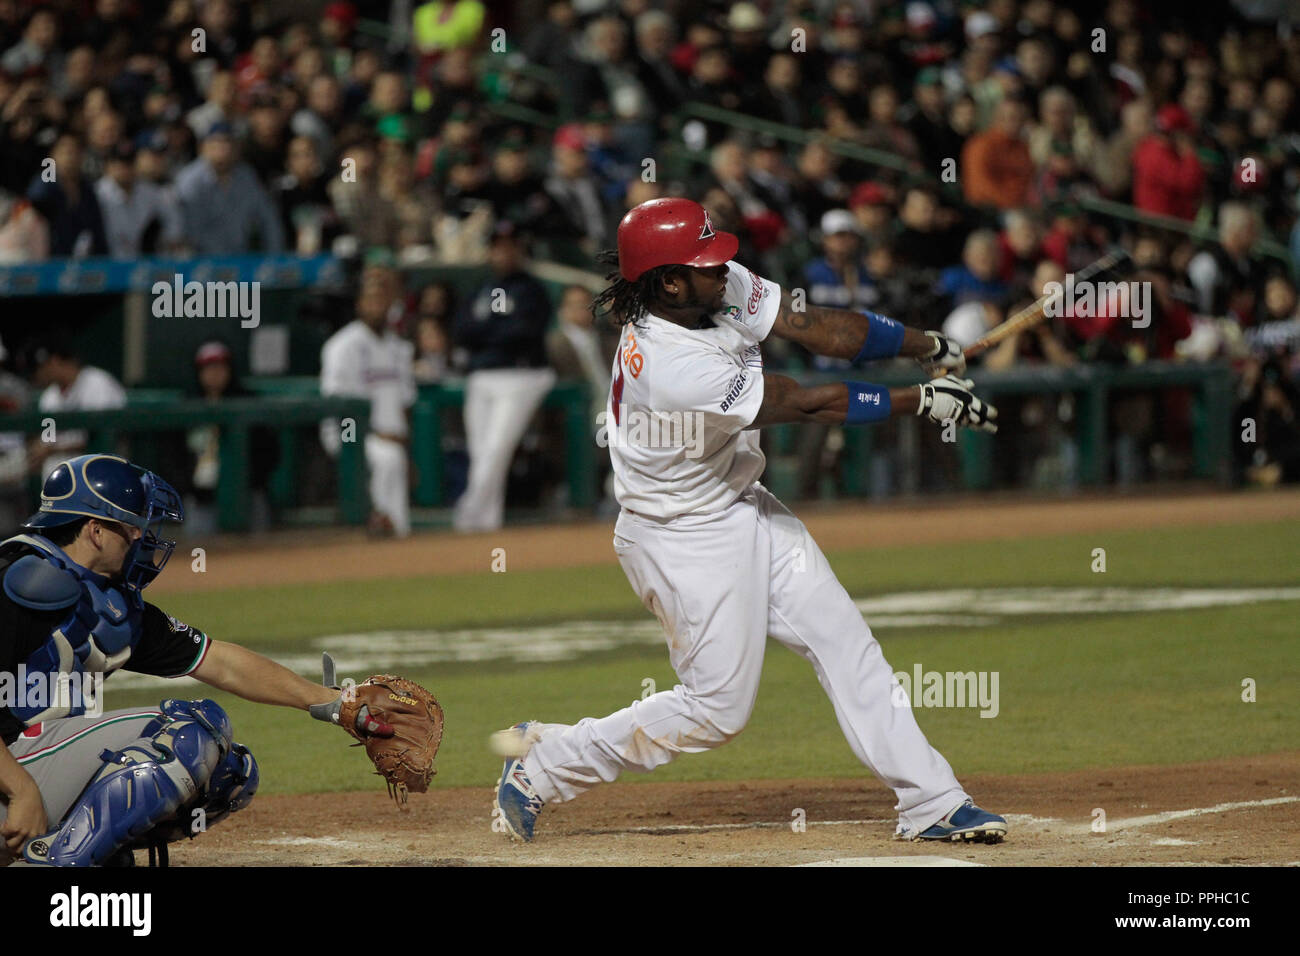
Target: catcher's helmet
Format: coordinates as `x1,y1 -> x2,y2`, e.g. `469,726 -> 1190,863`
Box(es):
616,198 -> 739,281
23,453 -> 184,591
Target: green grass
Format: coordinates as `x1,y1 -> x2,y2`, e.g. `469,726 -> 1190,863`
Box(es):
105,518 -> 1300,796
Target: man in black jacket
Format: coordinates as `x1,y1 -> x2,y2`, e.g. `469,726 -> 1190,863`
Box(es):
451,222 -> 556,532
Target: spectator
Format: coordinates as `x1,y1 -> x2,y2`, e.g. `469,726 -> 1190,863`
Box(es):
849,181 -> 894,249
902,67 -> 962,171
982,259 -> 1076,371
893,185 -> 961,272
1244,276 -> 1300,373
707,138 -> 783,253
182,340 -> 279,535
686,45 -> 743,144
480,133 -> 567,238
319,266 -> 417,537
242,95 -> 289,186
329,137 -> 399,250
2,8 -> 61,77
381,149 -> 440,257
274,135 -> 341,255
570,15 -> 656,157
996,209 -> 1043,289
292,74 -> 343,161
83,110 -> 124,182
547,282 -> 616,512
174,123 -> 284,254
451,222 -> 556,533
547,284 -> 614,405
1092,98 -> 1153,198
961,96 -> 1035,210
805,209 -> 879,315
859,83 -> 921,164
1132,104 -> 1205,221
1028,86 -> 1098,198
1187,202 -> 1268,322
413,282 -> 457,384
95,139 -> 183,257
522,1 -> 582,74
788,139 -> 846,232
26,133 -> 109,257
29,341 -> 127,479
633,9 -> 688,121
724,2 -> 771,79
545,124 -> 608,252
0,77 -> 52,196
936,230 -> 1008,311
747,52 -> 806,129
821,56 -> 869,124
186,70 -> 242,141
1041,202 -> 1107,275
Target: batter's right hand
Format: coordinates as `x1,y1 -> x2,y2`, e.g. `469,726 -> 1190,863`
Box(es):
1,779 -> 48,857
917,375 -> 998,433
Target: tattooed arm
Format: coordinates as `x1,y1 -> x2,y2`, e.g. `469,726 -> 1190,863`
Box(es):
769,290 -> 932,358
769,290 -> 963,373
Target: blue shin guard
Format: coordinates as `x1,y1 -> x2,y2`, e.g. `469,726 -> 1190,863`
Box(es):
22,700 -> 233,867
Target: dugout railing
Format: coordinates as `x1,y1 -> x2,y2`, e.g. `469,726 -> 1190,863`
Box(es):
0,396 -> 371,532
0,361 -> 1234,532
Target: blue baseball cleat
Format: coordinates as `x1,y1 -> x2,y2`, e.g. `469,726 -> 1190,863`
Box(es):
491,722 -> 544,843
915,801 -> 1008,844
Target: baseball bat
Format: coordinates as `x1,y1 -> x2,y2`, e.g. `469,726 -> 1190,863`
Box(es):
961,248 -> 1135,360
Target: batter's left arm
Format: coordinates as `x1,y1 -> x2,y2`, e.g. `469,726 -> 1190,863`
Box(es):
769,291 -> 964,374
748,374 -> 920,428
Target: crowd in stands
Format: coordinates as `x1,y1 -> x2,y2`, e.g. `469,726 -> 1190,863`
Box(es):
2,0 -> 1299,501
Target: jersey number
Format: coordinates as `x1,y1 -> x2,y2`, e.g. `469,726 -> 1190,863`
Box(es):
611,353 -> 624,425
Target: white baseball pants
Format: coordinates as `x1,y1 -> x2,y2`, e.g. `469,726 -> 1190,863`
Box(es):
454,367 -> 556,533
365,433 -> 410,537
522,482 -> 969,835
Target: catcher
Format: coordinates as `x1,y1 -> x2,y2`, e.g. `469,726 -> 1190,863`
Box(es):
0,454 -> 443,867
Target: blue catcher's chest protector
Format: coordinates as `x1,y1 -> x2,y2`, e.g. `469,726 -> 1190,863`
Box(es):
5,533 -> 145,675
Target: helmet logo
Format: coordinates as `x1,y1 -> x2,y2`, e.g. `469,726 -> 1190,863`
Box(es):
699,210 -> 715,241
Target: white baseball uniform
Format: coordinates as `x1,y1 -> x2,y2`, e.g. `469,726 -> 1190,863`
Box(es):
320,319 -> 416,536
521,260 -> 969,836
37,366 -> 128,479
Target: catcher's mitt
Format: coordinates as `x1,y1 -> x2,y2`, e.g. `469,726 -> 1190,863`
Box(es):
310,655 -> 445,806
340,675 -> 444,803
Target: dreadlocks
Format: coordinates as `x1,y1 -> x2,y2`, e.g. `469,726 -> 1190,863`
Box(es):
590,249 -> 688,328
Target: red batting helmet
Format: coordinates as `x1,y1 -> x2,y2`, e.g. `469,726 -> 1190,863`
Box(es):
616,198 -> 739,281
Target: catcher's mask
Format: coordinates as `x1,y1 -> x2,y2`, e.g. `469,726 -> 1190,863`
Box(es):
23,453 -> 184,592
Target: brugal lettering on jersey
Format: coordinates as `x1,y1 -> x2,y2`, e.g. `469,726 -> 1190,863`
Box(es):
150,274 -> 260,328
50,887 -> 151,936
0,666 -> 104,717
595,408 -> 706,459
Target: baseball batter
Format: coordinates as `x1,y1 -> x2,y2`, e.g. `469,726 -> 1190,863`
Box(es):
493,198 -> 1006,844
0,454 -> 430,867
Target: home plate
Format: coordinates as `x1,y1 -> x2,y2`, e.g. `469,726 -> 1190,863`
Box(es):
798,856 -> 986,867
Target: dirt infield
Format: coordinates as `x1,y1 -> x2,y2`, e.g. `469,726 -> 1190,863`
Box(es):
167,751 -> 1300,867
153,488 -> 1300,594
